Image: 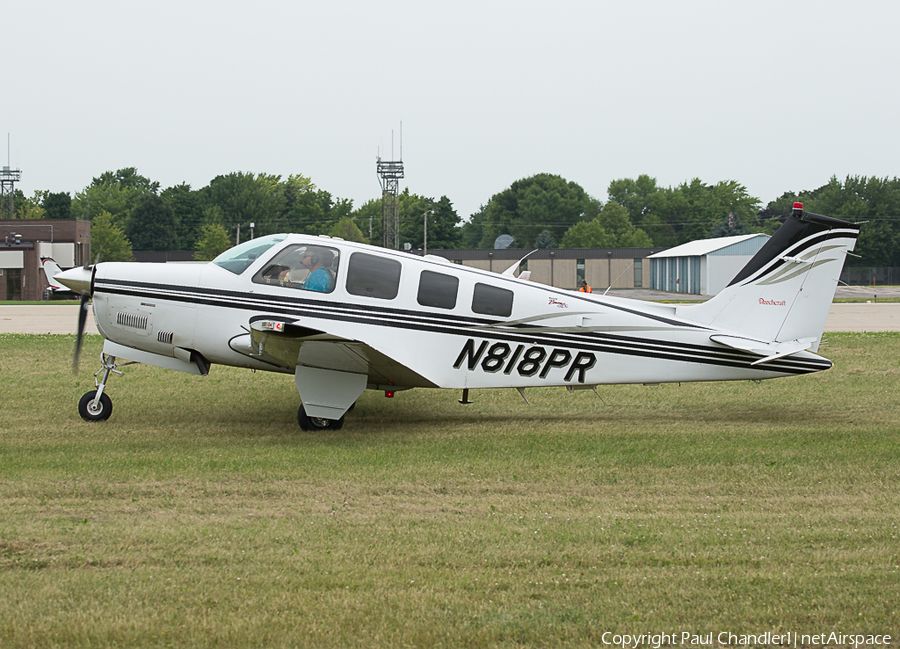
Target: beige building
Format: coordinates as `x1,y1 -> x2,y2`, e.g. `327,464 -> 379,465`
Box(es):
424,247 -> 661,291
1,219 -> 92,300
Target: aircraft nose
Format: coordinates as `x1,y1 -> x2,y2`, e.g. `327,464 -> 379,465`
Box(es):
56,266 -> 93,294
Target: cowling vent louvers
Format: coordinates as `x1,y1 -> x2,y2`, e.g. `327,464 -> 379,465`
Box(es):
117,312 -> 149,330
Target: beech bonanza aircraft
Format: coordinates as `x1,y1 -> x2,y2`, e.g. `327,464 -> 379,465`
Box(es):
56,203 -> 859,430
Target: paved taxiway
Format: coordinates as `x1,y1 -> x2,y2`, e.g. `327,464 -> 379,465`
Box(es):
0,305 -> 101,335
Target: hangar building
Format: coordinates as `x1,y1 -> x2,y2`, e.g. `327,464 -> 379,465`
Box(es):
648,233 -> 770,296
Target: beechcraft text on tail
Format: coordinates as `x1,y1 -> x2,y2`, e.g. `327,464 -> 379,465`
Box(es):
56,203 -> 860,430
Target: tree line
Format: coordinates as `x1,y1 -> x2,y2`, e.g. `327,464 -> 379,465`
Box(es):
9,168 -> 900,266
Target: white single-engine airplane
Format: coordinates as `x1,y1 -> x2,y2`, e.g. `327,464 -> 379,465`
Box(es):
56,203 -> 859,430
41,257 -> 77,297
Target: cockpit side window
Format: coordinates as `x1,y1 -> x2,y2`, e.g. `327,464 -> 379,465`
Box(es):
252,244 -> 340,293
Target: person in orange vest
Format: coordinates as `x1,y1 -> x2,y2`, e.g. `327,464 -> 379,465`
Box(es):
579,280 -> 592,293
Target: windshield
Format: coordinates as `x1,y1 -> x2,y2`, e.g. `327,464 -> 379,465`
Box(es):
212,234 -> 288,275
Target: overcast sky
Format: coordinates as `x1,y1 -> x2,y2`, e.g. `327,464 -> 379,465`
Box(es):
5,0 -> 899,220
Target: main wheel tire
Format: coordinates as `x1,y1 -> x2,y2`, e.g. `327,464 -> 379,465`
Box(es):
78,390 -> 113,421
297,407 -> 344,431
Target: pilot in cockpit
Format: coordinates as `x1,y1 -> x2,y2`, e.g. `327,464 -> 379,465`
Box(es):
258,245 -> 337,293
298,246 -> 335,292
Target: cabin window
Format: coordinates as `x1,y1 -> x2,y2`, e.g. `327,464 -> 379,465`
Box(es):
346,252 -> 401,300
472,283 -> 513,317
417,270 -> 459,309
253,244 -> 339,293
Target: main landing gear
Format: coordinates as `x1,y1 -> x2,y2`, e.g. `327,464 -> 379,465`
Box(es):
296,401 -> 354,431
78,353 -> 135,422
297,407 -> 345,431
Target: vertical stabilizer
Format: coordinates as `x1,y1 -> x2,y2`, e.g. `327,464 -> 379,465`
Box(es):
41,257 -> 69,292
678,204 -> 860,351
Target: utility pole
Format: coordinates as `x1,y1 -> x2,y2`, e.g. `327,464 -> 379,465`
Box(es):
607,251 -> 612,289
423,209 -> 433,255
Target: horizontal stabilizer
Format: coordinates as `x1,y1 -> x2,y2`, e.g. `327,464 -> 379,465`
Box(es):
710,334 -> 816,366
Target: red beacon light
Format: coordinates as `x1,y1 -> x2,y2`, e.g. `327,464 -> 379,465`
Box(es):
384,390 -> 395,398
793,202 -> 804,211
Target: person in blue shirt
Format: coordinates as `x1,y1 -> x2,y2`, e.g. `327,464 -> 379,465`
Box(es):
299,246 -> 335,292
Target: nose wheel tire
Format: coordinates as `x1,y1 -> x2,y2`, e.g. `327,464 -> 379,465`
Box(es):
297,407 -> 344,431
79,390 -> 113,421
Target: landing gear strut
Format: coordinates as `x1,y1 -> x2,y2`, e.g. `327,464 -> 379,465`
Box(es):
78,353 -> 135,422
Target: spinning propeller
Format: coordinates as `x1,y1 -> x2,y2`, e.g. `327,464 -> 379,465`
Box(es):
73,289 -> 91,372
53,255 -> 98,373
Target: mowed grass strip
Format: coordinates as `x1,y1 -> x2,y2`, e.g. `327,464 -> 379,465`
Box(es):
0,333 -> 898,648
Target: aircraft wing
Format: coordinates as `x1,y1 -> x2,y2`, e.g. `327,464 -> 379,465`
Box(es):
234,317 -> 436,389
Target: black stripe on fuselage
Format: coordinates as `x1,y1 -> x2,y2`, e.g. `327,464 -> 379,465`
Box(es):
94,279 -> 830,376
99,275 -> 704,331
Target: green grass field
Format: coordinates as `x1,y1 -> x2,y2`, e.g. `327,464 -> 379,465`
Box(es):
1,333 -> 898,648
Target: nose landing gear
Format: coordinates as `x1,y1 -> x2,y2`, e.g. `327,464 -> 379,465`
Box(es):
78,353 -> 136,422
78,390 -> 113,421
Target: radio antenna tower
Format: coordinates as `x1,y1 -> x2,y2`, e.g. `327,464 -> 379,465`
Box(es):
1,135 -> 22,220
376,125 -> 404,249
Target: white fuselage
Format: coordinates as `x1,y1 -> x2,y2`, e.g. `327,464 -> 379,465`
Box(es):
88,235 -> 831,392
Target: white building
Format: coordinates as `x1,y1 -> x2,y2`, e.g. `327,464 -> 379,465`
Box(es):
648,233 -> 770,296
